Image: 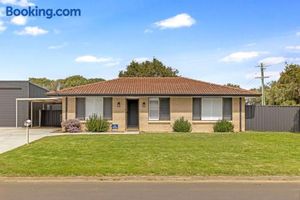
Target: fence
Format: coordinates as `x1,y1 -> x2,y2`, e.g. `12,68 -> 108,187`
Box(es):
245,105 -> 300,132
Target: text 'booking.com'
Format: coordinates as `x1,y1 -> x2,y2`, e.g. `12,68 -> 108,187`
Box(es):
6,6 -> 81,19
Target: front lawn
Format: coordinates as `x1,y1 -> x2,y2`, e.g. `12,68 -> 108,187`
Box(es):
0,132 -> 299,176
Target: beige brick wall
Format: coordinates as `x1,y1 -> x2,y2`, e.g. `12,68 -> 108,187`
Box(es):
139,96 -> 245,133
61,97 -> 67,122
112,97 -> 126,132
63,96 -> 245,133
192,122 -> 214,132
67,97 -> 76,120
170,97 -> 192,122
232,97 -> 245,132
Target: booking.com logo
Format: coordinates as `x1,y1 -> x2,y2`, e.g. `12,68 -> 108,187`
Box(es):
6,6 -> 81,19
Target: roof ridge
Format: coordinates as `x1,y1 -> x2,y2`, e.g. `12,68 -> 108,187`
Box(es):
181,76 -> 257,94
47,78 -> 115,94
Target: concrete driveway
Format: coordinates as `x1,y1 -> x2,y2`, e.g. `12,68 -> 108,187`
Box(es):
0,128 -> 60,154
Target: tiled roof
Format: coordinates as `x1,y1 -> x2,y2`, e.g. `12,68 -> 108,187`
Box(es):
47,77 -> 260,96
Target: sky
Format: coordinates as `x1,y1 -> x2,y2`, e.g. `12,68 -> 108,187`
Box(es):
0,0 -> 300,89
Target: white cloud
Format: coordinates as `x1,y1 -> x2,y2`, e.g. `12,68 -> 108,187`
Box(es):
11,16 -> 27,25
144,29 -> 153,33
0,20 -> 6,32
75,55 -> 120,66
154,13 -> 196,29
48,43 -> 67,50
133,57 -> 150,63
221,51 -> 263,62
259,56 -> 286,65
75,55 -> 113,63
296,32 -> 300,36
0,0 -> 34,7
15,26 -> 48,36
246,71 -> 281,80
285,45 -> 300,51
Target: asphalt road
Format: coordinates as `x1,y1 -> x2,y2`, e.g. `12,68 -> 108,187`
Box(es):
1,182 -> 300,200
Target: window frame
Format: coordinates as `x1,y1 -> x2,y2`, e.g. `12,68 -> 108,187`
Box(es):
148,97 -> 170,121
222,97 -> 233,121
103,97 -> 113,120
149,97 -> 160,121
75,97 -> 86,120
192,97 -> 202,120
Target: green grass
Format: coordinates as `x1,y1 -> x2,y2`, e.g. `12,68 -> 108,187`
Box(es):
0,132 -> 299,176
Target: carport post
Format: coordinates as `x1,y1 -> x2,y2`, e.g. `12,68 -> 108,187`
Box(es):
15,99 -> 18,128
30,101 -> 33,128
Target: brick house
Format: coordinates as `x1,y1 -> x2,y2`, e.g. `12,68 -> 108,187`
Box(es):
48,77 -> 259,132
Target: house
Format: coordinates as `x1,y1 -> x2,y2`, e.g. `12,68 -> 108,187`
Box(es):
48,77 -> 260,132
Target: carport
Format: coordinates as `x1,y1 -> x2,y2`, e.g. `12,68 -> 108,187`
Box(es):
16,97 -> 62,128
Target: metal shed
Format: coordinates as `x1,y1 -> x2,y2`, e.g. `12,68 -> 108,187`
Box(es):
0,81 -> 61,127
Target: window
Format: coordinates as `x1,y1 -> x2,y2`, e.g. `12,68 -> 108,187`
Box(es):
103,97 -> 112,120
223,98 -> 232,120
159,98 -> 170,120
76,98 -> 85,120
192,98 -> 201,120
201,97 -> 222,120
149,97 -> 170,120
149,98 -> 159,120
85,97 -> 103,119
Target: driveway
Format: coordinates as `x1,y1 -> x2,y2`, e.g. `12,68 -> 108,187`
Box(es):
0,128 -> 60,153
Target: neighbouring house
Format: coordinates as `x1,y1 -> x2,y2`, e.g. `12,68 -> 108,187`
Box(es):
48,77 -> 260,132
0,81 -> 62,127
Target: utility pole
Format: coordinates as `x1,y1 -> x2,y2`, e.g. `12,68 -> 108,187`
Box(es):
255,63 -> 269,105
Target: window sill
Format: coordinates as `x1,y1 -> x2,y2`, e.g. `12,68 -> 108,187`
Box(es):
148,120 -> 171,124
79,120 -> 113,123
192,120 -> 233,124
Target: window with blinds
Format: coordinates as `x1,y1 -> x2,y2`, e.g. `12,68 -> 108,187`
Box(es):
149,97 -> 170,120
103,97 -> 112,120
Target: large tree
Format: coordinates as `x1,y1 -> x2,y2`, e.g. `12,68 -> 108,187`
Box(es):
248,64 -> 300,105
29,75 -> 105,91
268,64 -> 300,105
119,58 -> 179,77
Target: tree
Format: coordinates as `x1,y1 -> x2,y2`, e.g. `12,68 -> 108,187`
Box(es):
247,64 -> 300,105
29,76 -> 105,91
225,83 -> 240,88
268,64 -> 300,105
119,58 -> 179,77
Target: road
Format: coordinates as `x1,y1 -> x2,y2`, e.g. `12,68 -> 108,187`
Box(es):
0,182 -> 299,200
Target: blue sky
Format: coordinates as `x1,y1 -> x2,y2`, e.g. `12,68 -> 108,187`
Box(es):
0,0 -> 300,89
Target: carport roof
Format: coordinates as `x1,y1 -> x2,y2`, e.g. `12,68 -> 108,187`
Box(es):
16,97 -> 62,103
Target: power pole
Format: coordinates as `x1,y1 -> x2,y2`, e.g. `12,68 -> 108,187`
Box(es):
255,63 -> 269,105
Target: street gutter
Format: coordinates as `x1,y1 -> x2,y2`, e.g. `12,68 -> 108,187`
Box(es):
1,176 -> 300,183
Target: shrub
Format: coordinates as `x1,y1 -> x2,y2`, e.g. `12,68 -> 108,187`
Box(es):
86,114 -> 109,132
172,117 -> 192,132
61,119 -> 81,133
213,120 -> 234,132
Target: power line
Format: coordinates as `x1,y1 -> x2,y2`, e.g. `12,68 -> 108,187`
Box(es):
255,63 -> 270,105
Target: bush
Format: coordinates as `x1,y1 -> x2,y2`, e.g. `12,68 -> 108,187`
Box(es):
172,117 -> 192,132
61,119 -> 81,133
86,114 -> 109,132
213,120 -> 234,132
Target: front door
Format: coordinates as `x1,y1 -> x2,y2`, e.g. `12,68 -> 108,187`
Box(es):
127,99 -> 139,129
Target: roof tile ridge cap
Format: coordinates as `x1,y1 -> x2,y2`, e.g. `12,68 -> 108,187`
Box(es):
181,76 -> 256,93
53,78 -> 117,93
